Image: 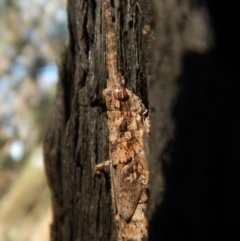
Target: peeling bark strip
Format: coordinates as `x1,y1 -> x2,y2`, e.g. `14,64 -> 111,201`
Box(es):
95,0 -> 150,240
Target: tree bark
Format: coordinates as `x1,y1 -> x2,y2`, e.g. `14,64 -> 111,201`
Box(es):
44,0 -> 240,240
44,0 -> 148,240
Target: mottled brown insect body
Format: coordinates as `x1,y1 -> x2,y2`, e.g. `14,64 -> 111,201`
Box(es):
95,1 -> 150,240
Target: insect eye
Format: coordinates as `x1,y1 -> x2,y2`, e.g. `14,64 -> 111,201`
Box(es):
114,87 -> 129,101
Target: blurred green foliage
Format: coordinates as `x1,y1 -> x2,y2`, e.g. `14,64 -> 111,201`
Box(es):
0,0 -> 68,240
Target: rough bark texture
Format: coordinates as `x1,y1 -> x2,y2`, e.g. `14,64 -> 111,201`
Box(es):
43,0 -> 148,240
43,0 -> 240,240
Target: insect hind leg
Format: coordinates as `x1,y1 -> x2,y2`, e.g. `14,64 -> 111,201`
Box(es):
95,160 -> 111,174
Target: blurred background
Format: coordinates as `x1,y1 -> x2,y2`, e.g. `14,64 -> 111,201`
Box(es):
0,0 -> 68,240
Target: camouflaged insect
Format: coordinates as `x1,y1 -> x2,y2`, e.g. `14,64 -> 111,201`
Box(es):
95,1 -> 150,240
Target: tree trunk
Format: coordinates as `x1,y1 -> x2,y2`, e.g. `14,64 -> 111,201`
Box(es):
43,0 -> 240,241
43,0 -> 148,240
